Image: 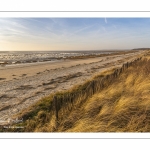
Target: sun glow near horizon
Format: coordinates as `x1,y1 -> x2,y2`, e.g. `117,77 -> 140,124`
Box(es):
0,18 -> 150,51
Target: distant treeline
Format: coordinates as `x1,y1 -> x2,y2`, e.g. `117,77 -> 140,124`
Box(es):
132,48 -> 150,50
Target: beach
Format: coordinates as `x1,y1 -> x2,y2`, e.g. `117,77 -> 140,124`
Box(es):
0,50 -> 145,122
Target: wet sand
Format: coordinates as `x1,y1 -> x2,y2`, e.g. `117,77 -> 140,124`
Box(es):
0,50 -> 145,123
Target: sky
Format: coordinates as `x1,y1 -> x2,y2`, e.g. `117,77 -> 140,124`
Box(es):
0,18 -> 150,51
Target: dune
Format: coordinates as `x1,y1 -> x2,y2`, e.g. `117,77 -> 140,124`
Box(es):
0,50 -> 149,132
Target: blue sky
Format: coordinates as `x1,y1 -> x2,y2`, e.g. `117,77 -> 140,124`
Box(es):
0,18 -> 150,51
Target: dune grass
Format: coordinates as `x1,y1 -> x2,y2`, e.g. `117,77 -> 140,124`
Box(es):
1,51 -> 150,132
59,57 -> 150,132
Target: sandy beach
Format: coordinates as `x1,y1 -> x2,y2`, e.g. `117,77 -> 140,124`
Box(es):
0,50 -> 145,122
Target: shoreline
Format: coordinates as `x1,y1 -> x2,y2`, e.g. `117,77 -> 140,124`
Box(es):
0,50 -> 146,122
0,49 -> 139,68
0,51 -> 142,82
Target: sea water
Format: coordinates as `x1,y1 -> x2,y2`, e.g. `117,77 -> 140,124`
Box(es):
0,50 -> 114,66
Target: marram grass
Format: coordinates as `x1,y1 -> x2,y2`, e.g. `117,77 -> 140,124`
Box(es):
1,52 -> 150,132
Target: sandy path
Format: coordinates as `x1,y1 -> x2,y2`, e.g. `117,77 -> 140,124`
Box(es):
0,51 -> 145,122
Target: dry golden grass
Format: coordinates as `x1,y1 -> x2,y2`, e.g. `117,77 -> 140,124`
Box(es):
1,51 -> 150,132
60,57 -> 150,132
